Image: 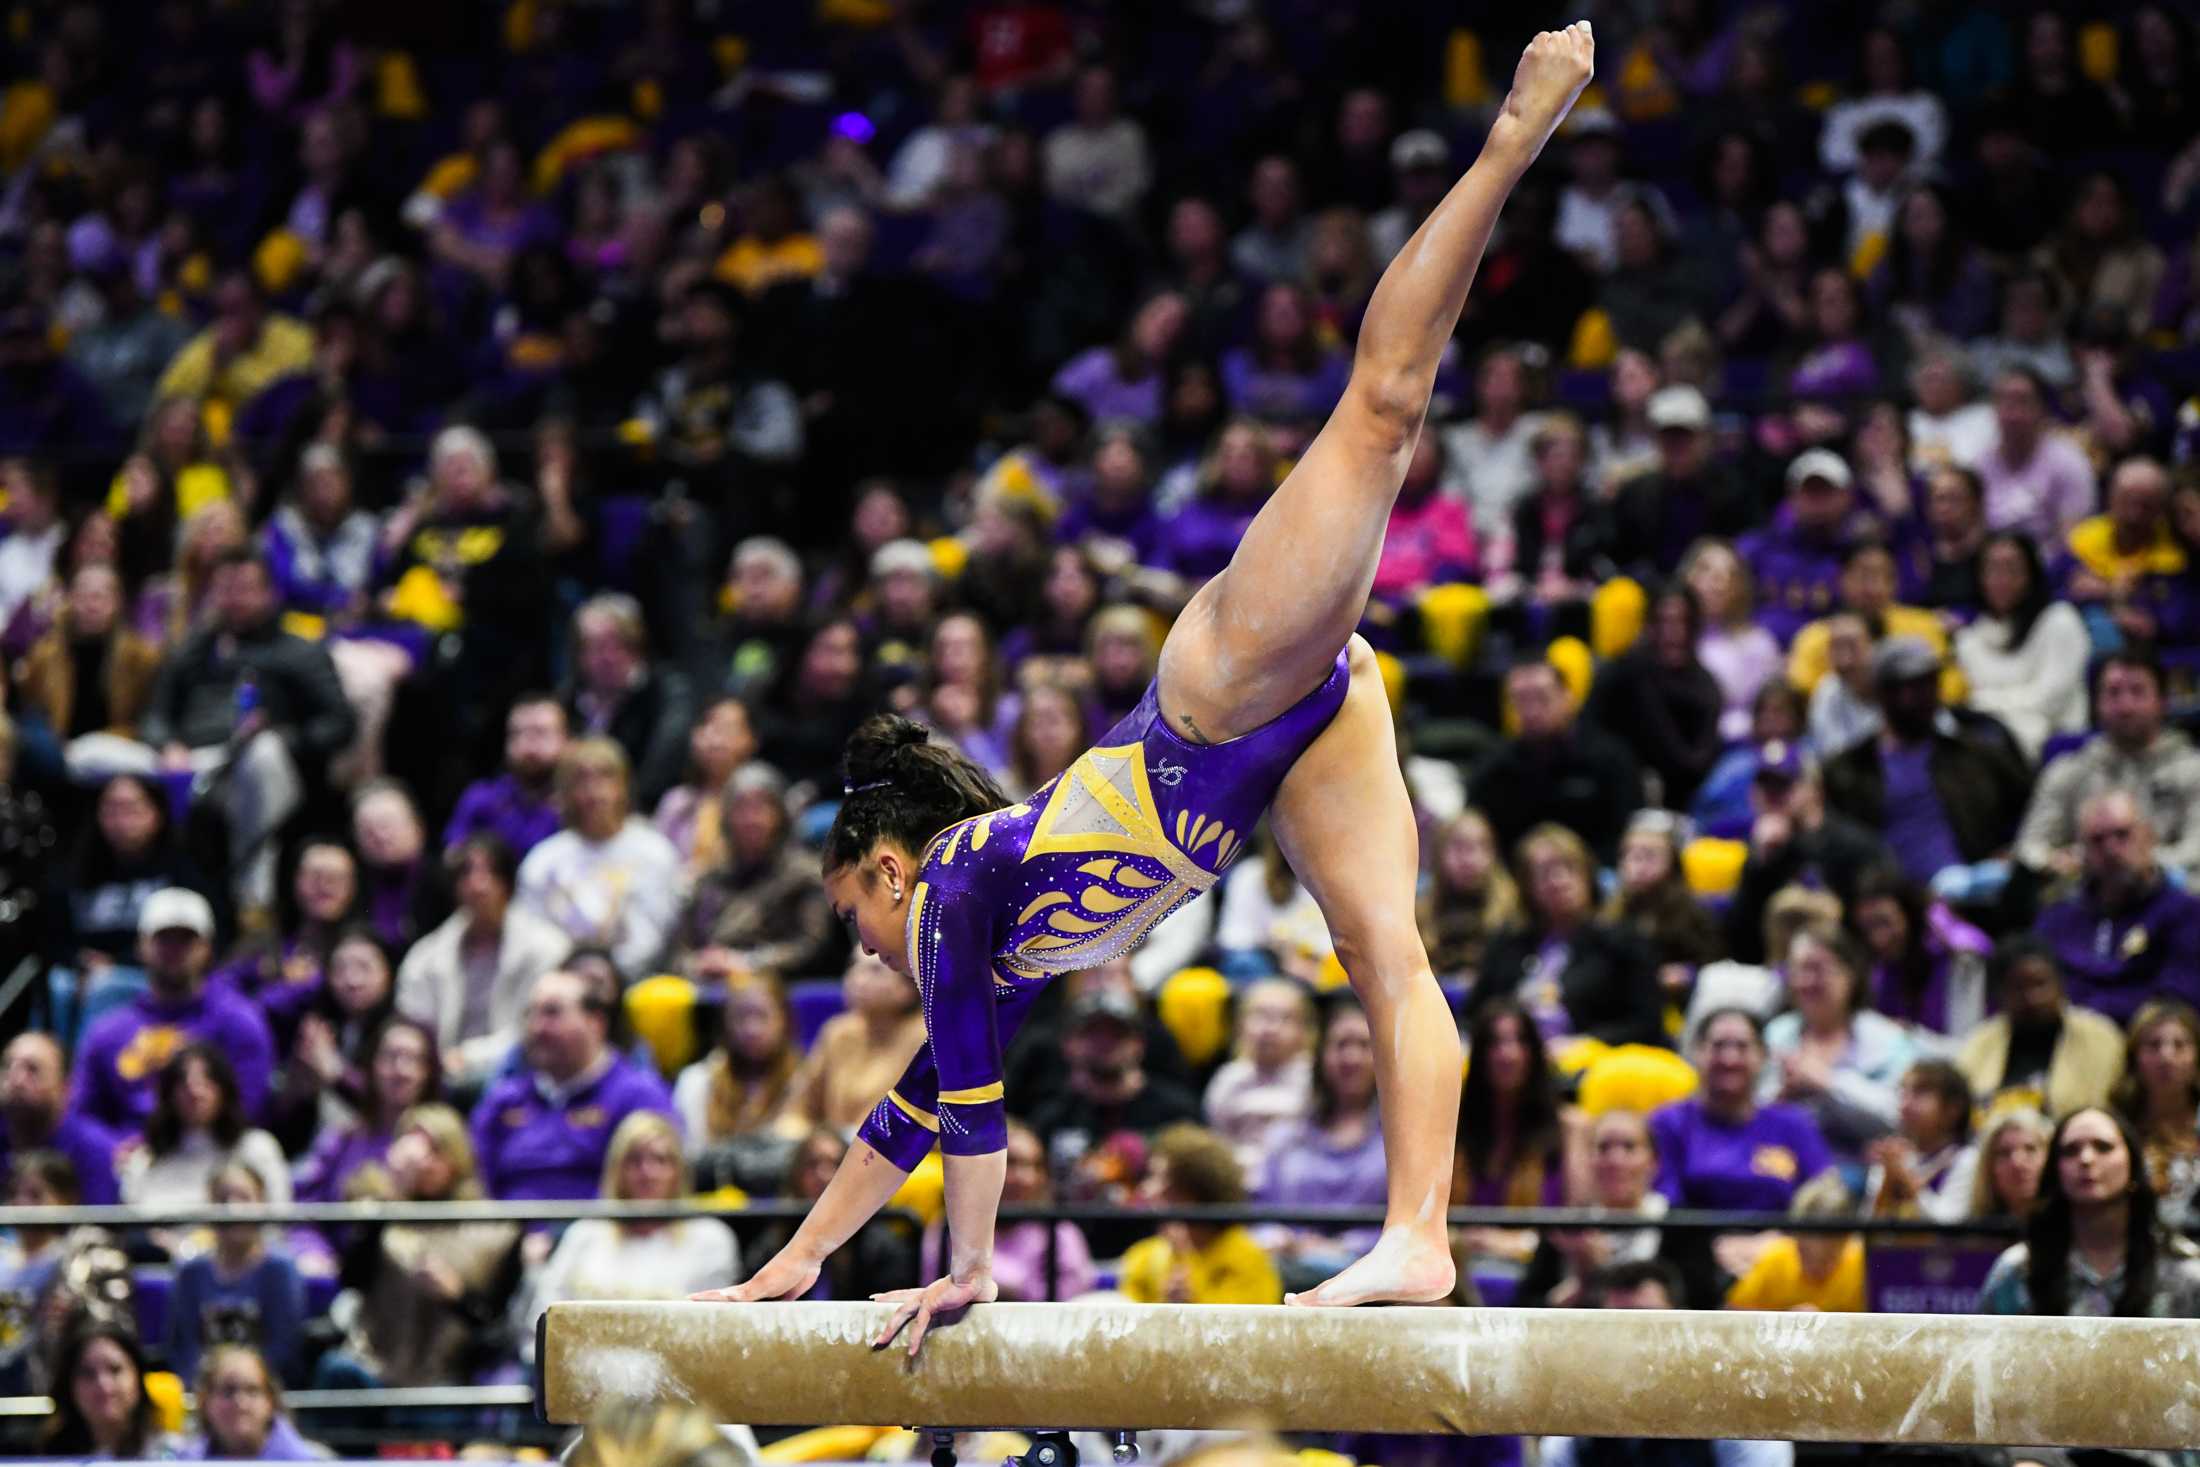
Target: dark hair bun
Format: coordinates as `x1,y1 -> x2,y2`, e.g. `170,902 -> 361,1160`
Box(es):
842,714 -> 931,790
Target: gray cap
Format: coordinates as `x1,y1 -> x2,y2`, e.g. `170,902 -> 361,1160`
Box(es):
1873,635 -> 1941,686
1786,447 -> 1853,491
1390,129 -> 1450,171
1647,385 -> 1711,432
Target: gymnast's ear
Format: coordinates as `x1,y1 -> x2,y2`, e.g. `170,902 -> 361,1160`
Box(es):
871,844 -> 914,900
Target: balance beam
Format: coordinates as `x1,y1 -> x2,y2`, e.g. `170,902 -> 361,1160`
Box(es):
538,1300 -> 2200,1449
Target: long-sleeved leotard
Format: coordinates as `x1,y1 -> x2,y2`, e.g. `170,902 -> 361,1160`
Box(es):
857,652 -> 1352,1167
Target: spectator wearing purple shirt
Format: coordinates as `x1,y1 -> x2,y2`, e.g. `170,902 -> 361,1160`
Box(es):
1851,871 -> 1991,1040
1254,995 -> 1387,1288
72,888 -> 276,1133
1147,420 -> 1276,586
1739,450 -> 1882,647
1049,293 -> 1189,427
291,1016 -> 441,1204
444,695 -> 568,861
1055,426 -> 1165,570
0,1033 -> 123,1206
1219,284 -> 1350,427
2036,790 -> 2200,1025
471,969 -> 675,1201
1820,637 -> 2031,889
211,839 -> 359,1049
1653,1009 -> 1836,1213
1976,366 -> 2097,543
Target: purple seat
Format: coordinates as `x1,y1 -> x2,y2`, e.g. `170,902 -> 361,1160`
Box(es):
133,1267 -> 173,1351
788,979 -> 845,1051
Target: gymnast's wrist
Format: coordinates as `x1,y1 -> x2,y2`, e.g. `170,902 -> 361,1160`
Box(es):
950,1259 -> 993,1290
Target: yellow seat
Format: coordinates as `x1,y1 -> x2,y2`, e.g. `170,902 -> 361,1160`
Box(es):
2079,22 -> 2118,83
1577,1044 -> 1699,1117
1549,1034 -> 1608,1078
889,1148 -> 946,1228
1417,582 -> 1491,669
1682,837 -> 1748,898
1157,966 -> 1234,1068
145,1371 -> 186,1433
761,1426 -> 898,1463
1568,308 -> 1617,370
1591,576 -> 1647,660
625,974 -> 698,1077
1373,649 -> 1407,717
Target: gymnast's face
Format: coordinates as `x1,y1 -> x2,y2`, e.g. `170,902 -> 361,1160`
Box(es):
825,845 -> 918,975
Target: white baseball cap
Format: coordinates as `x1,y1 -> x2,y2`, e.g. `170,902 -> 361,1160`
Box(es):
138,887 -> 215,939
1785,447 -> 1854,491
1646,385 -> 1711,433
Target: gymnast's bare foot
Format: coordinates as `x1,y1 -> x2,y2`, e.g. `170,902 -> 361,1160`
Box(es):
1494,22 -> 1596,162
1284,1227 -> 1455,1308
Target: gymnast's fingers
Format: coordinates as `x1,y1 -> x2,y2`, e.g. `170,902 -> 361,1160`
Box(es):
689,1284 -> 753,1303
904,1299 -> 935,1358
872,1296 -> 919,1348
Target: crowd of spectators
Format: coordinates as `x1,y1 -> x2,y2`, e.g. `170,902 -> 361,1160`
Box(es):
6,0 -> 2200,1459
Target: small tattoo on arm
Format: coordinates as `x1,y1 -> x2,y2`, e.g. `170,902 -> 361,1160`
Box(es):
1179,713 -> 1208,743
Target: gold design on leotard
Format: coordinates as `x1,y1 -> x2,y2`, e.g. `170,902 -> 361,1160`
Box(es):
1017,892 -> 1070,923
887,1090 -> 939,1131
938,1081 -> 1005,1105
936,823 -> 965,867
1045,909 -> 1107,934
1002,741 -> 1241,977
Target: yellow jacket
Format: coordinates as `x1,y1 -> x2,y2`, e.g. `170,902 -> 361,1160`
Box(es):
1120,1225 -> 1281,1306
1788,604 -> 1966,705
2065,515 -> 2188,583
153,315 -> 314,411
1724,1236 -> 1866,1313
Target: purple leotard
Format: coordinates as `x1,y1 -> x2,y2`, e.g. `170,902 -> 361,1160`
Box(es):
857,653 -> 1352,1165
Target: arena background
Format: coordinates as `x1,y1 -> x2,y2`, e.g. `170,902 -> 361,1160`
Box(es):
2,0 -> 2199,1461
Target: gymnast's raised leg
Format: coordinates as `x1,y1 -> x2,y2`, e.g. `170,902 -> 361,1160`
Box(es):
1153,24 -> 1595,1306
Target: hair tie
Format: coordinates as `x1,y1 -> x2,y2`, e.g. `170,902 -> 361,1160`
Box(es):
844,779 -> 892,796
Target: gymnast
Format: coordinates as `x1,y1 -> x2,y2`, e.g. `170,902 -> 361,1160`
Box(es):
694,22 -> 1596,1353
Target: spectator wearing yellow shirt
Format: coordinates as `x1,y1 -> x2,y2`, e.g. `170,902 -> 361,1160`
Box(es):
1785,541 -> 1954,699
151,271 -> 314,417
1724,1174 -> 1867,1312
108,398 -> 235,592
715,177 -> 823,296
1120,1124 -> 1282,1305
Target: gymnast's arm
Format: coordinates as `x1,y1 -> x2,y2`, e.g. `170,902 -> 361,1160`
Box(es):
690,1135 -> 911,1302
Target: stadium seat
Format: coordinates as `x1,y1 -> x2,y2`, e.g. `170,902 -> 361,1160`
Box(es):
132,1266 -> 173,1349
787,979 -> 846,1050
625,974 -> 699,1077
1155,966 -> 1232,1069
1576,1044 -> 1699,1116
1682,837 -> 1748,898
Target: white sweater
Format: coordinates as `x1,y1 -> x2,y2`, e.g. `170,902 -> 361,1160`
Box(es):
521,1217 -> 740,1361
1954,600 -> 2091,762
515,819 -> 685,978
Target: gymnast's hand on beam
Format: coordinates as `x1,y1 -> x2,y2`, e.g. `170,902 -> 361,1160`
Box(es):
690,1248 -> 822,1303
871,1272 -> 998,1358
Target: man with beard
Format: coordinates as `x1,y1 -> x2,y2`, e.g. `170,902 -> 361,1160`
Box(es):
1821,637 -> 2029,890
2034,791 -> 2200,1024
444,695 -> 569,861
0,1034 -> 122,1204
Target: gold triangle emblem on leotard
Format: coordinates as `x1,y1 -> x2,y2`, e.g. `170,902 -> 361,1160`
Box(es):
1023,742 -> 1219,890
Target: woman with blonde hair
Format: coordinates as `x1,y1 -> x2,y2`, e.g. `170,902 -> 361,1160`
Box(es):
672,971 -> 801,1159
522,1113 -> 739,1363
1416,808 -> 1522,983
515,737 -> 684,977
2111,1000 -> 2200,1229
1968,1107 -> 2051,1222
1680,537 -> 1780,742
312,1103 -> 520,1395
1083,603 -> 1161,733
182,1343 -> 326,1460
1474,823 -> 1663,1049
